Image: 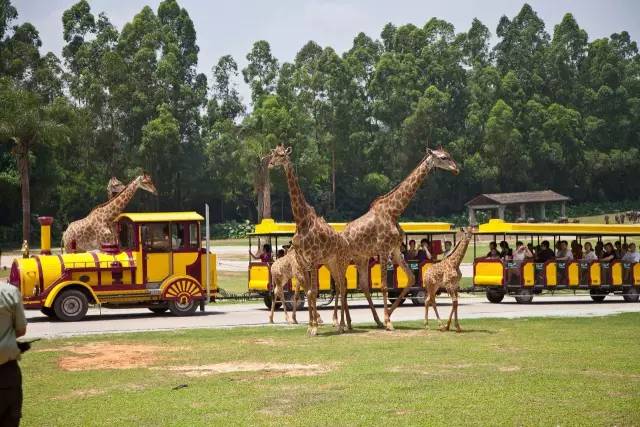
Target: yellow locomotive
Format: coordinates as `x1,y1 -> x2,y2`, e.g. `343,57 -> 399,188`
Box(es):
9,213 -> 217,321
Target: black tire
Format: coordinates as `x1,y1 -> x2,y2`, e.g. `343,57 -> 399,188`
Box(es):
41,307 -> 57,319
486,289 -> 505,304
623,287 -> 639,303
411,290 -> 426,306
168,299 -> 198,316
590,288 -> 607,302
148,306 -> 168,314
388,295 -> 406,306
263,296 -> 282,310
284,292 -> 305,311
53,289 -> 89,322
514,288 -> 533,304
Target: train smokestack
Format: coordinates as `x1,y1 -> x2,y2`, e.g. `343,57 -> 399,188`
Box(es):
38,216 -> 53,255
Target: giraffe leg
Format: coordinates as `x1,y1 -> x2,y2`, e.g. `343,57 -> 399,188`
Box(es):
332,288 -> 339,328
430,287 -> 443,328
307,269 -> 319,337
379,253 -> 393,331
388,249 -> 415,315
443,288 -> 455,332
291,282 -> 299,324
453,289 -> 462,333
280,284 -> 292,324
329,262 -> 348,333
269,283 -> 277,324
357,260 -> 383,328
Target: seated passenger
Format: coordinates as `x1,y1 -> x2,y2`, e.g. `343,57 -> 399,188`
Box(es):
499,241 -> 512,260
615,241 -> 624,259
582,242 -> 598,262
400,242 -> 408,259
621,243 -> 640,263
526,243 -> 536,260
507,241 -> 533,284
595,241 -> 604,259
416,239 -> 432,262
600,242 -> 616,262
406,239 -> 419,260
485,242 -> 500,259
250,244 -> 273,263
276,249 -> 285,258
535,241 -> 555,263
443,241 -> 453,258
572,243 -> 583,260
555,240 -> 573,261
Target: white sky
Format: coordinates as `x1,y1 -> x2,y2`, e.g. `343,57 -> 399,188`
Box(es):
12,0 -> 640,103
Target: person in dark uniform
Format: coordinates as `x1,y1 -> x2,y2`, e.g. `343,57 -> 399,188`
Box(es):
0,282 -> 27,427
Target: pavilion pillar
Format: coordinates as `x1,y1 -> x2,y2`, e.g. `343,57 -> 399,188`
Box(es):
468,207 -> 477,226
498,206 -> 506,220
519,204 -> 526,219
540,202 -> 546,220
560,201 -> 566,217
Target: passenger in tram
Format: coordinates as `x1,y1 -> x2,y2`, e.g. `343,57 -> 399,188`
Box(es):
443,240 -> 453,258
250,244 -> 273,263
572,242 -> 583,260
582,242 -> 598,262
417,239 -> 432,261
401,242 -> 408,259
485,241 -> 500,259
555,240 -> 573,261
614,241 -> 624,259
621,243 -> 640,263
535,240 -> 555,263
406,239 -> 419,260
595,241 -> 604,258
499,241 -> 512,260
526,243 -> 536,260
600,242 -> 616,262
276,249 -> 285,258
506,241 -> 534,284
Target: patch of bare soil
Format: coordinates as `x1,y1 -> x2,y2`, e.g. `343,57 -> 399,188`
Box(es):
499,366 -> 521,372
363,329 -> 426,339
157,362 -> 331,378
242,338 -> 277,346
57,342 -> 180,371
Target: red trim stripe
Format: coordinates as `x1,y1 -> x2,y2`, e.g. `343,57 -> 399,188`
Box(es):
56,254 -> 65,276
33,255 -> 44,291
90,252 -> 102,286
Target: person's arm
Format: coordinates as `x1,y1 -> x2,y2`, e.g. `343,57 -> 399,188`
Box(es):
12,287 -> 27,337
249,249 -> 260,260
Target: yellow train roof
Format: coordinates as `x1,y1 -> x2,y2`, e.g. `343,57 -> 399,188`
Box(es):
477,219 -> 640,236
116,212 -> 204,223
251,219 -> 454,236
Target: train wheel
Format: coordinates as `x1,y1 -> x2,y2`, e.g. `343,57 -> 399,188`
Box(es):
284,292 -> 305,311
411,290 -> 426,306
623,287 -> 639,303
263,296 -> 282,310
41,307 -> 57,319
514,288 -> 533,304
53,289 -> 89,321
388,296 -> 406,306
168,299 -> 198,316
163,277 -> 202,316
148,306 -> 168,314
486,289 -> 505,304
589,288 -> 607,302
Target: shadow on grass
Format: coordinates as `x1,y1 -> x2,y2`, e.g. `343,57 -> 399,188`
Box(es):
27,310 -> 222,323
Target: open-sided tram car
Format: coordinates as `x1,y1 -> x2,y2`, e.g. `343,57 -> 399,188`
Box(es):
248,219 -> 455,309
9,212 -> 217,321
473,219 -> 640,303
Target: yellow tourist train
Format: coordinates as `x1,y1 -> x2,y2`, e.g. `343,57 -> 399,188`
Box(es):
9,213 -> 217,321
248,219 -> 456,309
473,219 -> 640,303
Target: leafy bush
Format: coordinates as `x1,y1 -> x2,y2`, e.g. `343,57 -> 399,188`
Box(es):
210,220 -> 254,239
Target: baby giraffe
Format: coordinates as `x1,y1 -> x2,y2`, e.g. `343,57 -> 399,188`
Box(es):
423,228 -> 473,332
269,248 -> 305,324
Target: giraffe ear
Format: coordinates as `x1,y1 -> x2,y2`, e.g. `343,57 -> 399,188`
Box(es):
426,147 -> 433,155
285,146 -> 292,155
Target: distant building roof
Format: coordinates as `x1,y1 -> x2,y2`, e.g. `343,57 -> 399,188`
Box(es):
465,190 -> 570,207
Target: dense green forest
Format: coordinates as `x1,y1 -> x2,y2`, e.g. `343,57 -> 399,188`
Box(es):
1,1 -> 639,243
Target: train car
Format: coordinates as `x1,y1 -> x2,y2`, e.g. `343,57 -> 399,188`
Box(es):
472,219 -> 640,303
9,212 -> 217,321
247,218 -> 455,309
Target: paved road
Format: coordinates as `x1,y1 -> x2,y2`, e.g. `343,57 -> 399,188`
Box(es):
23,295 -> 640,339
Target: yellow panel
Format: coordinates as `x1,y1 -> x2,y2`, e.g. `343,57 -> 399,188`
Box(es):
477,218 -> 640,236
568,263 -> 579,287
115,211 -> 203,223
590,263 -> 601,286
201,253 -> 217,292
370,263 -> 382,289
248,264 -> 270,291
396,266 -> 410,289
172,252 -> 199,276
523,263 -> 535,286
346,264 -> 358,290
146,253 -> 171,283
474,261 -> 504,286
634,264 -> 640,286
546,263 -> 557,286
318,265 -> 332,291
252,219 -> 454,236
612,263 -> 623,286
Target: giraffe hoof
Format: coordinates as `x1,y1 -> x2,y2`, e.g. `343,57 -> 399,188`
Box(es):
385,323 -> 394,331
292,319 -> 298,325
316,317 -> 324,325
376,321 -> 384,328
307,327 -> 317,337
456,328 -> 462,333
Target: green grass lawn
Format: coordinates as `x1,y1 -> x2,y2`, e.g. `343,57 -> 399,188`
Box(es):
217,270 -> 248,295
0,268 -> 8,279
21,313 -> 640,426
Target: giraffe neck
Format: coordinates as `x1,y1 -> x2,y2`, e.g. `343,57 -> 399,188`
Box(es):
283,160 -> 312,226
372,154 -> 435,219
448,237 -> 471,267
97,177 -> 141,221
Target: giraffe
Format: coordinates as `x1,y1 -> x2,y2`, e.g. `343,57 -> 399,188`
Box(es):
107,177 -> 126,199
341,147 -> 459,330
423,228 -> 473,333
268,145 -> 351,335
62,174 -> 157,252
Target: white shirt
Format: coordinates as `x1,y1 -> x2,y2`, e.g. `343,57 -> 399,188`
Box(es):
622,251 -> 640,263
583,251 -> 597,262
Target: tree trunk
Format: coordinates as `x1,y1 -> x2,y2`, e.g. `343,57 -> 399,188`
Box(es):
331,141 -> 336,212
255,156 -> 272,222
16,139 -> 31,243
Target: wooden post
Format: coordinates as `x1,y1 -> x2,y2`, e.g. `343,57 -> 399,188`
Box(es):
498,206 -> 506,220
560,201 -> 566,217
468,206 -> 477,226
520,204 -> 526,219
540,203 -> 546,220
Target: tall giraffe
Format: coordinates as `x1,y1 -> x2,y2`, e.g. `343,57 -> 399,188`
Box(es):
423,228 -> 473,332
62,174 -> 157,252
268,145 -> 351,335
341,147 -> 459,330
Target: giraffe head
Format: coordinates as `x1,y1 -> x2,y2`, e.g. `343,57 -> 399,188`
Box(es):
460,227 -> 474,241
267,144 -> 292,170
427,147 -> 459,175
138,173 -> 158,195
107,177 -> 126,199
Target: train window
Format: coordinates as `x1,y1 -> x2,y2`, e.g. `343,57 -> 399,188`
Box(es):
187,223 -> 199,249
171,223 -> 185,250
141,223 -> 172,252
118,222 -> 136,251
